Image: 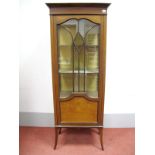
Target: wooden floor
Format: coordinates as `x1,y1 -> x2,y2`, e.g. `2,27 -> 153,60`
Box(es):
19,127 -> 135,155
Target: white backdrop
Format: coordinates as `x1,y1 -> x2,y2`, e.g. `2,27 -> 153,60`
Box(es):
19,0 -> 138,114
1,0 -> 154,154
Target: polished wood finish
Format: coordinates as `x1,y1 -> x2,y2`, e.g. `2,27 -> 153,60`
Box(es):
55,15 -> 102,25
60,97 -> 98,123
50,8 -> 107,15
46,3 -> 110,15
98,16 -> 107,125
47,3 -> 110,150
46,3 -> 111,8
50,16 -> 60,125
99,127 -> 104,150
53,127 -> 58,150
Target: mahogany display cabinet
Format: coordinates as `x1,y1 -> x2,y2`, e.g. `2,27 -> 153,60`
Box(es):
46,3 -> 111,150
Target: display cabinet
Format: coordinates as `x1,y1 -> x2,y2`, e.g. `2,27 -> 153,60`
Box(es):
46,3 -> 110,150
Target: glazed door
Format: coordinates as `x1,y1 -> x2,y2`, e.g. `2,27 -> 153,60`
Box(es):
55,16 -> 103,124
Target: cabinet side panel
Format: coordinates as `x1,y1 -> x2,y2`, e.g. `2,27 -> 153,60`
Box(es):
98,15 -> 107,125
50,16 -> 60,125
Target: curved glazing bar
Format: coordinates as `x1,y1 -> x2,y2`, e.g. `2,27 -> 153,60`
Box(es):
61,19 -> 78,39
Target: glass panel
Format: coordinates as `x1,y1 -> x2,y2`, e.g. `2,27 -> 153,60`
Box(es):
74,73 -> 78,92
60,74 -> 73,98
61,19 -> 78,39
74,32 -> 84,47
86,47 -> 99,72
79,19 -> 96,37
73,47 -> 78,71
58,19 -> 100,98
85,25 -> 99,97
58,24 -> 74,98
79,74 -> 84,92
58,26 -> 72,46
79,47 -> 84,72
59,46 -> 73,72
86,73 -> 98,98
85,26 -> 99,46
74,73 -> 84,92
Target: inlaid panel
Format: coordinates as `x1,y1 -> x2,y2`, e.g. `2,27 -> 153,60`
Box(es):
60,97 -> 98,123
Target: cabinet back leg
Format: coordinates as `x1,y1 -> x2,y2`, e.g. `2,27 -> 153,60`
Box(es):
53,127 -> 59,150
59,127 -> 62,134
99,127 -> 104,150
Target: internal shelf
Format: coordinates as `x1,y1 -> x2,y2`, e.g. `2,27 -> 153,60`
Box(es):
59,45 -> 99,48
60,91 -> 72,98
87,91 -> 98,98
60,91 -> 98,98
59,70 -> 99,73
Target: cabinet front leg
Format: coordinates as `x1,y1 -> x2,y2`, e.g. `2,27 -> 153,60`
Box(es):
53,127 -> 59,150
99,127 -> 104,151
